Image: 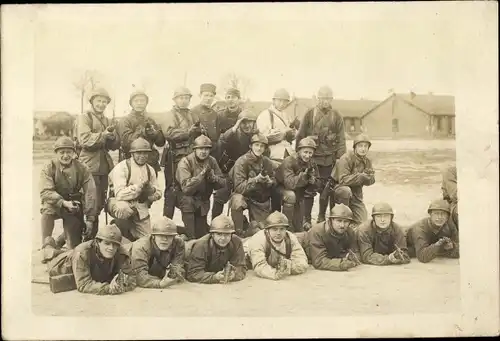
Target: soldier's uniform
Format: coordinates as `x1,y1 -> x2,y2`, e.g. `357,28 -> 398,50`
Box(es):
186,216 -> 247,284
244,212 -> 308,280
230,134 -> 276,236
190,83 -> 220,158
275,138 -> 319,232
107,138 -> 162,241
296,86 -> 347,223
356,203 -> 410,266
441,164 -> 459,227
176,135 -> 227,240
129,217 -> 186,288
331,134 -> 375,225
406,200 -> 459,263
77,88 -> 120,238
47,224 -> 136,295
40,137 -> 97,252
216,88 -> 242,137
116,90 -> 166,174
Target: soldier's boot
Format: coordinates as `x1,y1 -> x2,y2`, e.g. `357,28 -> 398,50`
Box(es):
282,203 -> 296,232
41,237 -> 64,264
231,209 -> 246,237
303,197 -> 314,230
181,212 -> 196,240
317,197 -> 329,223
211,201 -> 225,220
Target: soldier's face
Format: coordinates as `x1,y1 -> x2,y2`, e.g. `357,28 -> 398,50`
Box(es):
318,97 -> 333,110
131,95 -> 148,112
268,226 -> 287,243
330,218 -> 351,234
430,210 -> 449,227
251,142 -> 266,156
98,240 -> 119,259
212,232 -> 232,247
298,147 -> 314,163
195,147 -> 211,160
91,96 -> 109,113
56,148 -> 75,165
175,95 -> 191,109
132,151 -> 149,165
373,214 -> 392,229
225,94 -> 240,109
273,99 -> 289,111
355,142 -> 370,156
153,235 -> 175,251
200,91 -> 215,106
240,120 -> 255,134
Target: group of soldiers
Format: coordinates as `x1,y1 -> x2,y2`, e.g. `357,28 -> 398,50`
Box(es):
39,83 -> 460,295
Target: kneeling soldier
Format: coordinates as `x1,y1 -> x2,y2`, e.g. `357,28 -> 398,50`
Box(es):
40,136 -> 98,263
48,224 -> 136,295
406,199 -> 459,263
186,215 -> 246,284
356,202 -> 410,265
107,137 -> 162,241
245,212 -> 308,280
298,204 -> 361,272
176,135 -> 227,240
130,216 -> 186,289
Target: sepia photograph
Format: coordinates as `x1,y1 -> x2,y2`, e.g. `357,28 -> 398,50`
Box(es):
2,2 -> 499,339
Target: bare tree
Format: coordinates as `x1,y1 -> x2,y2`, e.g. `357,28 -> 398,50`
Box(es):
73,70 -> 103,114
219,72 -> 253,100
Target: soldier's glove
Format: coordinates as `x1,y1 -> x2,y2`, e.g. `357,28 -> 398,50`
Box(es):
339,259 -> 357,271
388,251 -> 402,264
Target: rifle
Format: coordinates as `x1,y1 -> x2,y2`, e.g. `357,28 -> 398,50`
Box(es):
115,270 -> 130,290
347,249 -> 362,265
222,261 -> 236,284
394,245 -> 410,262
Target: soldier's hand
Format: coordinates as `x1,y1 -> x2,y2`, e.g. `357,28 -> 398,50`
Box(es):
233,118 -> 245,131
254,173 -> 266,183
442,237 -> 454,250
63,200 -> 79,213
83,220 -> 94,240
109,275 -> 125,295
227,270 -> 236,282
159,276 -> 178,288
339,259 -> 357,271
308,175 -> 317,185
214,271 -> 225,283
189,124 -> 202,135
103,130 -> 115,140
388,251 -> 402,264
206,169 -> 216,182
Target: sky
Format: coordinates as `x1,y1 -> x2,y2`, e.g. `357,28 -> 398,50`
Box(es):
33,3 -> 464,116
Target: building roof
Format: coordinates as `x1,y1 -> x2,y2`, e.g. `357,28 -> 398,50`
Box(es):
396,93 -> 455,116
287,97 -> 379,119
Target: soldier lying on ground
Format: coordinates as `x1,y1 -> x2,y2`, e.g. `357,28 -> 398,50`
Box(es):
107,137 -> 162,241
244,212 -> 308,281
441,163 -> 459,228
176,135 -> 227,240
47,224 -> 136,295
356,202 -> 411,266
296,204 -> 361,272
406,199 -> 459,263
39,136 -> 98,263
128,216 -> 186,289
186,215 -> 247,284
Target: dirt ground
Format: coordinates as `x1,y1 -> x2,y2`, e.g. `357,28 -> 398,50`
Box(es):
31,139 -> 460,316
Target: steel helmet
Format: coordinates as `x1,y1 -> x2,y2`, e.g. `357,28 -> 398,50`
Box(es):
173,86 -> 192,100
151,217 -> 178,236
53,136 -> 76,152
264,211 -> 289,229
328,204 -> 354,221
130,137 -> 152,153
89,87 -> 111,104
427,199 -> 451,214
297,137 -> 317,150
251,133 -> 269,145
353,133 -> 372,149
96,224 -> 122,245
371,202 -> 394,216
317,86 -> 333,99
272,88 -> 290,101
129,90 -> 149,106
192,135 -> 213,149
238,109 -> 258,121
209,215 -> 236,234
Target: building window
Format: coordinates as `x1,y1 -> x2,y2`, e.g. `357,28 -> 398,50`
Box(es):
392,118 -> 399,133
437,117 -> 442,131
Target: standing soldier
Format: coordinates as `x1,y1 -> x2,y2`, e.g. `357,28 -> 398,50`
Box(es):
186,215 -> 247,284
176,135 -> 227,240
39,136 -> 97,263
230,133 -> 276,237
129,216 -> 186,289
275,137 -> 319,232
190,83 -> 219,157
296,86 -> 347,225
406,199 -> 459,263
212,109 -> 259,218
297,204 -> 361,272
116,90 -> 166,175
331,133 -> 375,225
244,212 -> 308,281
441,163 -> 458,227
107,138 -> 162,241
356,202 -> 411,266
77,88 -> 120,239
216,87 -> 242,136
161,86 -> 205,218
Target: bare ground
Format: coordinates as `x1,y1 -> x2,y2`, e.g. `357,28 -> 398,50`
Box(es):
31,139 -> 460,316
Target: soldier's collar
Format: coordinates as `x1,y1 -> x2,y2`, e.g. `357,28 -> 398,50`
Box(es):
372,220 -> 392,234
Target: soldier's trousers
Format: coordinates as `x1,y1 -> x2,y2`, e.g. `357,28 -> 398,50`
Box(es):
277,186 -> 304,232
181,209 -> 209,240
91,174 -> 108,240
315,164 -> 334,220
333,185 -> 367,225
163,159 -> 182,218
212,173 -> 231,219
113,216 -> 151,242
41,212 -> 83,250
230,194 -> 270,236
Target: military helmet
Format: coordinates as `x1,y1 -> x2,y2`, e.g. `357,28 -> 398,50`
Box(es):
193,135 -> 213,149
328,204 -> 355,221
130,137 -> 152,153
238,109 -> 258,122
297,137 -> 317,150
317,86 -> 333,99
427,199 -> 451,214
251,133 -> 269,145
173,86 -> 192,100
129,90 -> 149,106
53,136 -> 76,152
151,217 -> 178,236
96,224 -> 122,245
89,87 -> 111,104
371,202 -> 394,216
273,88 -> 290,101
209,215 -> 236,234
353,133 -> 372,149
264,211 -> 289,229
